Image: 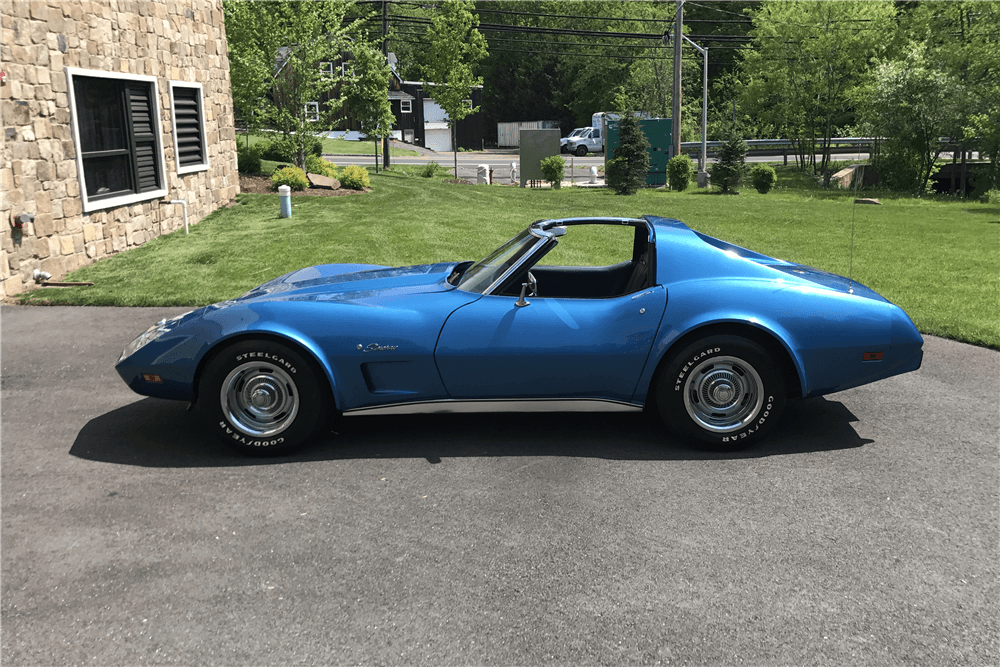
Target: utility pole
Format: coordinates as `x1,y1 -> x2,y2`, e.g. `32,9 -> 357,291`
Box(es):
671,0 -> 684,159
381,0 -> 391,170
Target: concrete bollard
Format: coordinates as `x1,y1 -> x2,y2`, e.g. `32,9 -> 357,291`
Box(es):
279,185 -> 291,217
589,166 -> 599,184
477,164 -> 490,185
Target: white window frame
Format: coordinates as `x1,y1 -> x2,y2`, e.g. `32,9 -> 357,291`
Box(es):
341,61 -> 352,77
320,61 -> 335,77
400,99 -> 412,113
305,101 -> 320,122
169,81 -> 209,175
65,67 -> 168,213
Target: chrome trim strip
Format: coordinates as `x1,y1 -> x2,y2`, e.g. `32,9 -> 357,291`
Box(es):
343,398 -> 644,417
482,236 -> 550,295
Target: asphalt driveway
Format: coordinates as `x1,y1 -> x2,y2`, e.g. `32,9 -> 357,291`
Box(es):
2,305 -> 997,666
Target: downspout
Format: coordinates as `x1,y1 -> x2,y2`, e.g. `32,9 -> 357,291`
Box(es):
164,199 -> 189,234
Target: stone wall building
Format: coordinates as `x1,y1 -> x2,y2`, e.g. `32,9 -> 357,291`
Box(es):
0,0 -> 239,296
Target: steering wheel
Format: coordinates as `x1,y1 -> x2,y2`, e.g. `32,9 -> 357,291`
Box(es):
527,271 -> 538,297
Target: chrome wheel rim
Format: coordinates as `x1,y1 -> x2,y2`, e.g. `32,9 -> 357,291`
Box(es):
682,355 -> 764,433
221,361 -> 298,437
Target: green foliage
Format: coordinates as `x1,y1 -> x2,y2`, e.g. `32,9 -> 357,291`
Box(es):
982,189 -> 1000,205
236,142 -> 263,174
863,43 -> 963,194
339,165 -> 371,190
667,155 -> 694,192
711,133 -> 748,194
540,156 -> 566,188
900,1 -> 1000,191
607,112 -> 650,195
305,155 -> 338,179
750,164 -> 778,194
420,161 -> 445,178
271,166 -> 310,191
258,135 -> 323,163
344,42 -> 395,146
420,0 -> 487,175
223,0 -> 359,168
740,1 -> 898,173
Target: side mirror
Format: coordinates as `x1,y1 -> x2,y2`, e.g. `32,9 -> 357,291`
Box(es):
515,283 -> 530,307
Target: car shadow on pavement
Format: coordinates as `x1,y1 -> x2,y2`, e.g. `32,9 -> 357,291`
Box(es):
70,396 -> 872,468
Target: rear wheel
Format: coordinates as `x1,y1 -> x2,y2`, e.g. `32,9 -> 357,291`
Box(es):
196,339 -> 328,455
656,335 -> 786,450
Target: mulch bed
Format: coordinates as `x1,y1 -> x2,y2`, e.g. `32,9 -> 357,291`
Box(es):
239,174 -> 369,197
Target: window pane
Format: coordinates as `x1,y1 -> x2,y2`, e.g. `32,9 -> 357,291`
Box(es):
74,77 -> 127,153
82,154 -> 133,199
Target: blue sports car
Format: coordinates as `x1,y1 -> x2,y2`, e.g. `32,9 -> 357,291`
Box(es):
117,216 -> 923,455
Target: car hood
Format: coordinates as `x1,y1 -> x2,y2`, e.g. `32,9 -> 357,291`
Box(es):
236,262 -> 461,303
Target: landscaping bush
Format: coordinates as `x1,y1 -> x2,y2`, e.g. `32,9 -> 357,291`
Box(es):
339,164 -> 371,190
667,154 -> 694,191
710,133 -> 748,194
258,135 -> 323,163
980,188 -> 1000,205
305,155 -> 338,179
420,161 -> 443,178
750,164 -> 778,194
270,166 -> 310,191
237,142 -> 263,174
540,155 -> 566,189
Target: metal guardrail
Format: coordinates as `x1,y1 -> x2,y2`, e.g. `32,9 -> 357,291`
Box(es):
679,137 -> 879,159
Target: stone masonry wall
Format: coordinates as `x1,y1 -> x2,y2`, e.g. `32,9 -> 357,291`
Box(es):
0,0 -> 239,296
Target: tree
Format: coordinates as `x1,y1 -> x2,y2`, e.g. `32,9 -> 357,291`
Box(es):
420,0 -> 488,178
900,1 -> 1000,192
344,41 -> 395,173
740,1 -> 898,174
863,43 -> 963,194
606,111 -> 649,195
710,131 -> 748,194
223,0 -> 358,169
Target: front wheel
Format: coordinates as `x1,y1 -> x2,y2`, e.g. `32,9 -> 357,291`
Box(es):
656,335 -> 786,450
575,145 -> 588,157
196,339 -> 329,455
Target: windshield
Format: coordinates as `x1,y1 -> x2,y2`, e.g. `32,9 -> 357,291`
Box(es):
458,228 -> 541,294
568,128 -> 585,138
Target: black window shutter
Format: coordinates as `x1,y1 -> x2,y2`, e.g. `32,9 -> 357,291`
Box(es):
173,87 -> 205,168
126,83 -> 161,192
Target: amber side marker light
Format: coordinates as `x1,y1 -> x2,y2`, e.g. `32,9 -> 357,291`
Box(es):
142,374 -> 164,383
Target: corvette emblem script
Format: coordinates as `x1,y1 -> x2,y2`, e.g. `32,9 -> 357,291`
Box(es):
357,343 -> 398,352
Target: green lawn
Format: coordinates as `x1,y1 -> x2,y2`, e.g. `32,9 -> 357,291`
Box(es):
238,131 -> 421,157
20,165 -> 1000,349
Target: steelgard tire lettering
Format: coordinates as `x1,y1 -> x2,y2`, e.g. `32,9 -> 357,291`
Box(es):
675,347 -> 721,391
234,352 -> 297,374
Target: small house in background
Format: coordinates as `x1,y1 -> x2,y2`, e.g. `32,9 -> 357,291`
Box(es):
329,54 -> 483,152
0,0 -> 240,297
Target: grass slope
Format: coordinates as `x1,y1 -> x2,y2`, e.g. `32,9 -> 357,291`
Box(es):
20,166 -> 1000,349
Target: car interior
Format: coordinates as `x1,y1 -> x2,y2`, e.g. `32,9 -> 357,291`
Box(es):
498,222 -> 654,299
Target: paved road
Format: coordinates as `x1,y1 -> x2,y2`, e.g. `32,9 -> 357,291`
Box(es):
2,306 -> 997,666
